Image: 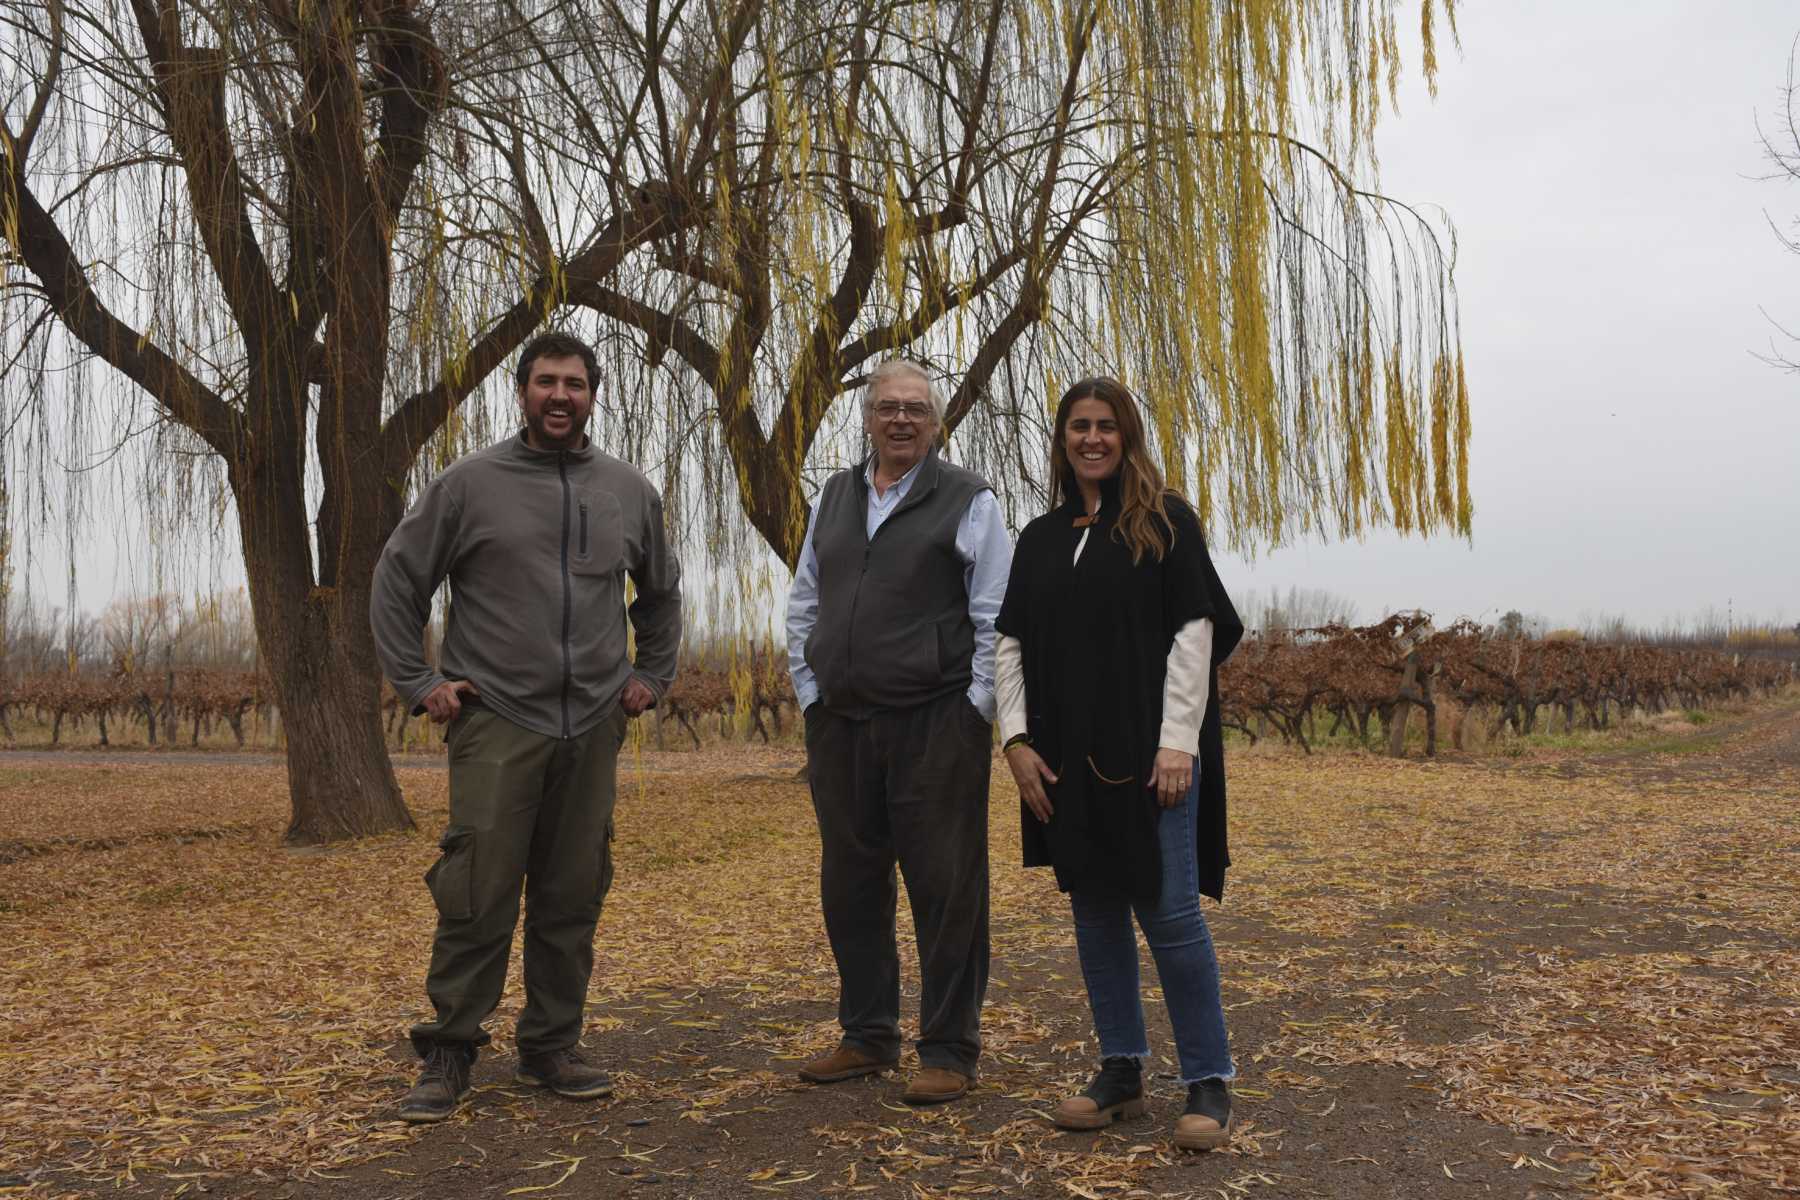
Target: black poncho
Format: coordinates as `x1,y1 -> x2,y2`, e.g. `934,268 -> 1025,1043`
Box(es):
995,476 -> 1243,902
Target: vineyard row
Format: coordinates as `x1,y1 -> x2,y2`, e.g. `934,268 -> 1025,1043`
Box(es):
0,618 -> 1792,753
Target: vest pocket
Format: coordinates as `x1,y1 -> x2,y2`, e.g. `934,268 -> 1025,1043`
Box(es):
425,825 -> 476,921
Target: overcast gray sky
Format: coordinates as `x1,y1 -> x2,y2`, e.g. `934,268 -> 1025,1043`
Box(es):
1222,0 -> 1800,630
17,1 -> 1800,633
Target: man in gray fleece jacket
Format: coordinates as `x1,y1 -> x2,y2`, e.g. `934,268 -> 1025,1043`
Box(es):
371,330 -> 682,1123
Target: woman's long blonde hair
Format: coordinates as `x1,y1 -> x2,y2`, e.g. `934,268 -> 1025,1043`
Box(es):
1050,376 -> 1177,563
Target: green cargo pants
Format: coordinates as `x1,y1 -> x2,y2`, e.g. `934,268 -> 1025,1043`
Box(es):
410,702 -> 627,1058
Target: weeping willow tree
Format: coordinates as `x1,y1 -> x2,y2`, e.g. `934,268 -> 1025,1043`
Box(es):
1,0 -> 1470,842
587,0 -> 1471,567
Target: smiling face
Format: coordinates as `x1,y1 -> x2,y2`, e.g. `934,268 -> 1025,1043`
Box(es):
866,371 -> 938,479
517,353 -> 595,451
1062,395 -> 1123,490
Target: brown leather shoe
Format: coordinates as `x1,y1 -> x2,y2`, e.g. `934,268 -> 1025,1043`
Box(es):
902,1067 -> 971,1105
797,1044 -> 898,1083
515,1047 -> 613,1100
398,1044 -> 474,1123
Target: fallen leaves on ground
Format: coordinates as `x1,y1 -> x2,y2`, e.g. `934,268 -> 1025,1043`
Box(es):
2,704 -> 1797,1197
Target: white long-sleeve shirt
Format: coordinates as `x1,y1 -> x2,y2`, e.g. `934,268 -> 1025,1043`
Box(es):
994,516 -> 1213,753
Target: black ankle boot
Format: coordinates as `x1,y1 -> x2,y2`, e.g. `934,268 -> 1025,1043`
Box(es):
1173,1077 -> 1232,1151
1053,1056 -> 1145,1130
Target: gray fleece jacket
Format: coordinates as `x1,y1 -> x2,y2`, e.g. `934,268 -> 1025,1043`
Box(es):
370,432 -> 682,739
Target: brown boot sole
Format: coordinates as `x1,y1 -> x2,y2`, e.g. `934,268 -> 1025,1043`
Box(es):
1173,1114 -> 1233,1152
798,1059 -> 899,1084
1054,1095 -> 1146,1130
902,1081 -> 972,1105
513,1069 -> 614,1099
397,1094 -> 467,1124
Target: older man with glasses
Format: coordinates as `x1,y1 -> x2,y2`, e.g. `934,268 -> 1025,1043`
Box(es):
785,359 -> 1012,1104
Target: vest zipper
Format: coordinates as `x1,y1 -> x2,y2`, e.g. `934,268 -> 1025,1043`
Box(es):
843,467 -> 935,698
558,453 -> 573,738
845,544 -> 871,686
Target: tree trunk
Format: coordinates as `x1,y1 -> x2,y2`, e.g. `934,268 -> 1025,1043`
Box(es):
1388,656 -> 1420,758
1386,701 -> 1410,757
259,589 -> 412,843
235,449 -> 413,844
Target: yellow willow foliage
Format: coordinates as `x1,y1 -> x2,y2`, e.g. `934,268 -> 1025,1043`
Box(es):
1383,352 -> 1415,533
1072,0 -> 1468,551
1429,353 -> 1451,517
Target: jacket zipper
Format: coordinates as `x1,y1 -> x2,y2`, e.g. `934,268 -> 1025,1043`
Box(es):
558,453 -> 573,738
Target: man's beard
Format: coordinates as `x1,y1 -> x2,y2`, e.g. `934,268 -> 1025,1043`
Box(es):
525,409 -> 588,448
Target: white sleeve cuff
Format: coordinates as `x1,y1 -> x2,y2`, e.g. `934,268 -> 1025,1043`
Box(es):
1158,719 -> 1202,754
995,635 -> 1029,744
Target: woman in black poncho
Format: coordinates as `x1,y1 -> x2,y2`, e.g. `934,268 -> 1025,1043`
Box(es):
994,377 -> 1244,1151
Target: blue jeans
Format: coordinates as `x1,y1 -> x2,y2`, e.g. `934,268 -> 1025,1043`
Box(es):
1067,771 -> 1233,1083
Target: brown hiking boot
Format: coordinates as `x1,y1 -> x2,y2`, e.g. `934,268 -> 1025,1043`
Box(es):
902,1066 -> 972,1105
797,1044 -> 899,1083
515,1047 -> 613,1099
398,1044 -> 474,1123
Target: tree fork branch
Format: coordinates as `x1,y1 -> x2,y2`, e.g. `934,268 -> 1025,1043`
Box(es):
128,0 -> 285,351
566,283 -> 722,381
379,193 -> 694,475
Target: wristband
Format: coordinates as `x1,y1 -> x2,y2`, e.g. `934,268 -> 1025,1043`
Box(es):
1002,733 -> 1032,752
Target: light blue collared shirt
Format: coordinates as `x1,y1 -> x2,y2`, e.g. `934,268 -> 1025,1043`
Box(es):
786,457 -> 1012,719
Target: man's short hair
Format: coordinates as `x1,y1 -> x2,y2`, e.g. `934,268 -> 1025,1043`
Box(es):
515,331 -> 600,393
861,359 -> 947,425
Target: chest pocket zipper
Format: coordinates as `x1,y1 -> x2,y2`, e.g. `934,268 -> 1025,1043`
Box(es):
579,501 -> 589,558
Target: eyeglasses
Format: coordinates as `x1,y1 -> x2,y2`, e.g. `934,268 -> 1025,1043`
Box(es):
872,401 -> 933,423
